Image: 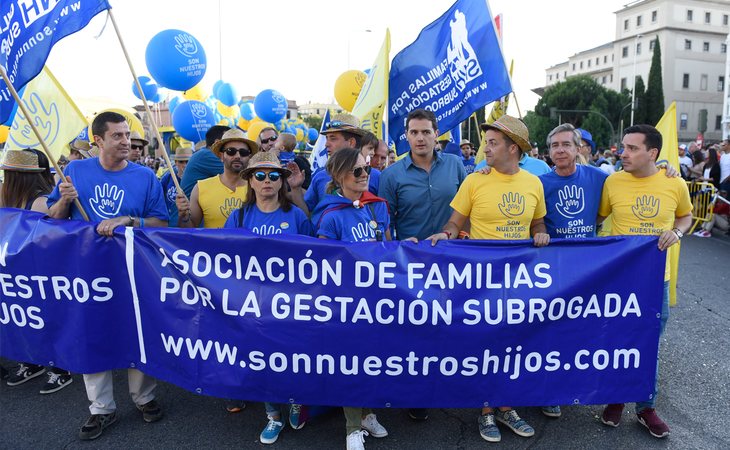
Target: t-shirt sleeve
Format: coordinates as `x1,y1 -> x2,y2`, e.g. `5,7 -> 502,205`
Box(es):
450,175 -> 474,217
534,180 -> 547,219
598,177 -> 613,217
675,178 -> 693,217
316,212 -> 340,239
295,207 -> 315,236
144,174 -> 170,221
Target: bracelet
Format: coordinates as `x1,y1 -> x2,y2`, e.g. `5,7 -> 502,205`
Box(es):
140,217 -> 145,228
442,230 -> 452,239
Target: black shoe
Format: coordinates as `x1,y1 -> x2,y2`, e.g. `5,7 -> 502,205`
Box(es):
6,363 -> 45,386
137,399 -> 164,423
0,366 -> 8,380
39,371 -> 73,394
79,412 -> 117,440
408,408 -> 429,421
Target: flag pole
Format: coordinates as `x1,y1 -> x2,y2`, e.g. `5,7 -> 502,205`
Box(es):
0,66 -> 90,221
512,91 -> 523,119
107,10 -> 183,197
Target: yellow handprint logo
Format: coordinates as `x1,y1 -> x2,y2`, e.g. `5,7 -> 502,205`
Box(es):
9,92 -> 60,148
631,195 -> 660,219
219,197 -> 243,218
498,192 -> 526,218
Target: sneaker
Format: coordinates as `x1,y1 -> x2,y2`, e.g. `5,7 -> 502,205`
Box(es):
637,408 -> 670,438
260,419 -> 284,444
78,412 -> 117,440
289,403 -> 306,430
601,403 -> 624,427
137,399 -> 163,423
361,413 -> 388,438
408,408 -> 429,421
0,366 -> 8,380
346,430 -> 369,450
6,363 -> 45,386
39,371 -> 73,394
495,409 -> 534,437
541,405 -> 562,418
478,413 -> 501,442
226,400 -> 246,413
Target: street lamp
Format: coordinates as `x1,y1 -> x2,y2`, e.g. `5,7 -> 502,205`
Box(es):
630,34 -> 643,125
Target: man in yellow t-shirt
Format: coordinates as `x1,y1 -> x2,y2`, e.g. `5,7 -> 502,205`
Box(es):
426,115 -> 549,444
597,124 -> 692,439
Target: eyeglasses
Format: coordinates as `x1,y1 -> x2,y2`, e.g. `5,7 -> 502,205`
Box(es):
352,165 -> 372,177
224,147 -> 252,157
253,171 -> 282,182
131,145 -> 144,150
260,136 -> 278,144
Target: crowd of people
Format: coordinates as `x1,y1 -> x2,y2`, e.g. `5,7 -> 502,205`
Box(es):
3,105 -> 729,448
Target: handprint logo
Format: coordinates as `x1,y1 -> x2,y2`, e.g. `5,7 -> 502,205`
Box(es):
9,92 -> 60,148
219,197 -> 243,218
498,192 -> 526,218
89,183 -> 125,220
174,33 -> 198,57
631,195 -> 660,219
190,103 -> 209,119
555,185 -> 585,219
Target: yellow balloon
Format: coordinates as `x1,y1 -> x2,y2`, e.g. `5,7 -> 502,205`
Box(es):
87,108 -> 145,142
237,118 -> 250,131
247,120 -> 274,142
217,102 -> 239,118
295,128 -> 305,142
182,83 -> 206,101
0,125 -> 9,144
334,70 -> 367,112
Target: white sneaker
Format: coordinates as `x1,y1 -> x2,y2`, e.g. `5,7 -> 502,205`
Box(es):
361,413 -> 388,438
346,430 -> 368,450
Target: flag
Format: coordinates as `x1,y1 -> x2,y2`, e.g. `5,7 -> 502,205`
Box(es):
655,101 -> 681,306
475,59 -> 514,165
388,0 -> 511,154
309,109 -> 331,173
6,66 -> 87,160
352,29 -> 390,140
440,126 -> 462,157
0,0 -> 110,124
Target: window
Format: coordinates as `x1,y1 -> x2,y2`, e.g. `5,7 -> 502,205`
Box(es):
610,74 -> 613,82
703,41 -> 710,52
596,57 -> 599,65
650,39 -> 655,50
705,12 -> 711,24
701,74 -> 708,91
622,46 -> 629,57
636,43 -> 642,55
549,74 -> 553,81
687,10 -> 693,21
683,73 -> 690,88
652,10 -> 657,22
624,19 -> 629,30
556,73 -> 559,80
580,61 -> 583,69
722,43 -> 727,53
621,77 -> 627,90
685,39 -> 692,50
724,14 -> 729,25
564,71 -> 567,78
602,76 -> 607,84
716,115 -> 723,130
588,59 -> 591,67
637,15 -> 642,27
572,63 -> 576,71
719,76 -> 725,91
680,113 -> 688,130
604,55 -> 608,63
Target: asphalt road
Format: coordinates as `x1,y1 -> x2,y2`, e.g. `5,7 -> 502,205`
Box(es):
1,233 -> 729,449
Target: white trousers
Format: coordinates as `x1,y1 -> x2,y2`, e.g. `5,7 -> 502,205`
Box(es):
83,369 -> 156,415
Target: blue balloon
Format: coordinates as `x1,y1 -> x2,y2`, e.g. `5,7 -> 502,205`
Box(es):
146,29 -> 207,91
240,101 -> 255,120
307,128 -> 319,141
212,80 -> 224,98
217,83 -> 238,106
169,97 -> 181,115
132,76 -> 158,101
171,100 -> 216,142
254,89 -> 288,123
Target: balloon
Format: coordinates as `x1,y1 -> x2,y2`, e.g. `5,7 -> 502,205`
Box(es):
217,102 -> 239,118
217,82 -> 238,107
237,118 -> 250,131
183,83 -> 206,101
172,100 -> 216,142
151,92 -> 164,103
169,97 -> 181,115
254,89 -> 288,123
145,29 -> 207,91
295,128 -> 305,142
334,69 -> 367,111
247,119 -> 274,142
0,125 -> 9,143
307,128 -> 319,142
87,108 -> 144,141
239,101 -> 255,120
212,80 -> 224,98
132,76 -> 158,101
277,121 -> 287,132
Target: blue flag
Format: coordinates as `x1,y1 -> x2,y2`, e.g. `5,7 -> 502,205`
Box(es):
388,0 -> 511,154
0,0 -> 110,124
309,109 -> 331,173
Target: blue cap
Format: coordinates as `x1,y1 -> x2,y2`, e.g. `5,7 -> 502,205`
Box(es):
577,128 -> 596,153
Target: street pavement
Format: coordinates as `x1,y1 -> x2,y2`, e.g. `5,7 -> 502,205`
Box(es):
1,233 -> 729,449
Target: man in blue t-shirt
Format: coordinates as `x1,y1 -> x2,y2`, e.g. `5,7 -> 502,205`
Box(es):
47,111 -> 168,441
460,139 -> 476,174
539,124 -> 608,239
180,125 -> 230,197
159,146 -> 192,227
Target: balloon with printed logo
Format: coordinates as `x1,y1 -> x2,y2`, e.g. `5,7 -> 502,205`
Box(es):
87,108 -> 144,142
247,118 -> 274,142
217,83 -> 238,107
254,89 -> 288,123
0,125 -> 9,143
182,83 -> 206,101
168,96 -> 181,115
145,29 -> 207,91
239,101 -> 255,121
132,76 -> 158,101
171,100 -> 216,142
237,117 -> 250,131
334,69 -> 367,112
307,128 -> 319,142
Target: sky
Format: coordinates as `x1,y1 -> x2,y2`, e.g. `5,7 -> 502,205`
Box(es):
45,0 -> 632,117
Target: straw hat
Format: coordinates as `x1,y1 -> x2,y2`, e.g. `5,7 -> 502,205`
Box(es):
210,128 -> 259,157
240,151 -> 291,179
459,139 -> 473,147
70,138 -> 93,158
130,131 -> 149,146
320,113 -> 368,137
480,115 -> 531,152
174,147 -> 193,161
0,149 -> 45,172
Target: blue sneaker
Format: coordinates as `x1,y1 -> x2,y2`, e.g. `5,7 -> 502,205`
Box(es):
289,404 -> 306,430
260,419 -> 284,444
478,413 -> 501,442
496,409 -> 534,437
541,405 -> 561,418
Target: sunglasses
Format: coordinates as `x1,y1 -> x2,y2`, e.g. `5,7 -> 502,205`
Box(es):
352,165 -> 372,177
260,136 -> 278,144
326,120 -> 355,131
253,171 -> 282,182
224,147 -> 252,157
131,145 -> 144,150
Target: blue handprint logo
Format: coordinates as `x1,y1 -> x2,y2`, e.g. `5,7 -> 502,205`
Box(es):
9,92 -> 60,148
89,183 -> 125,220
498,192 -> 525,218
174,33 -> 198,57
631,195 -> 660,219
555,185 -> 585,219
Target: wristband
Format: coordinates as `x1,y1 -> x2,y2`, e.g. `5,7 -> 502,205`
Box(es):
442,230 -> 452,239
140,217 -> 145,228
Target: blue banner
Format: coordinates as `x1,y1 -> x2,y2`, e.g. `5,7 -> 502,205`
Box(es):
388,0 -> 511,155
0,0 -> 110,124
1,209 -> 665,408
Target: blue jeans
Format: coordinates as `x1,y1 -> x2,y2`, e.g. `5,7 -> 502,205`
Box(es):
635,280 -> 670,413
264,402 -> 281,419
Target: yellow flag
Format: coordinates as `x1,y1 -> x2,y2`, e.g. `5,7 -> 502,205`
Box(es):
7,66 -> 87,161
352,29 -> 390,140
655,102 -> 681,306
475,59 -> 514,165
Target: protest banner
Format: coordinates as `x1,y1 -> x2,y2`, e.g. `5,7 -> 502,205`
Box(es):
1,209 -> 664,408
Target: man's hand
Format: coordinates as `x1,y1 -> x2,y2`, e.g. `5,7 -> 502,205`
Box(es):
424,232 -> 449,247
533,232 -> 550,247
476,165 -> 492,175
657,229 -> 680,251
96,216 -> 130,237
658,163 -> 680,178
58,176 -> 78,205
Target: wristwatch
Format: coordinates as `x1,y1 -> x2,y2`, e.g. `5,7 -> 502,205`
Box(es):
672,228 -> 683,239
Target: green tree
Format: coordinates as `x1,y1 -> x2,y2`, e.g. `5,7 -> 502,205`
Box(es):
645,37 -> 665,124
633,76 -> 647,125
302,114 -> 323,132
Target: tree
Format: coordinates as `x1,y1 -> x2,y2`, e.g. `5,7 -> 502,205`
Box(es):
302,114 -> 323,132
645,37 -> 665,124
633,76 -> 647,125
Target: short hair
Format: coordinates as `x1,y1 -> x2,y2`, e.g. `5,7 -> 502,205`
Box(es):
334,130 -> 363,149
623,124 -> 662,161
361,131 -> 379,149
278,133 -> 297,151
205,125 -> 231,148
546,123 -> 582,148
406,109 -> 438,132
325,147 -> 362,194
92,111 -> 126,138
258,127 -> 278,139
